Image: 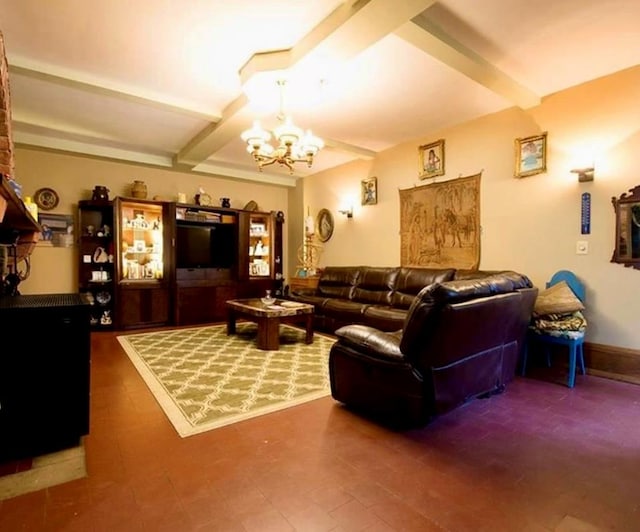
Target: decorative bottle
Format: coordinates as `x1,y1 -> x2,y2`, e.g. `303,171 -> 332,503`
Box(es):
23,196 -> 38,220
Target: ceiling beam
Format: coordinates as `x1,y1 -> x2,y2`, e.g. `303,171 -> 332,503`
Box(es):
395,14 -> 540,109
8,61 -> 220,122
176,0 -> 437,169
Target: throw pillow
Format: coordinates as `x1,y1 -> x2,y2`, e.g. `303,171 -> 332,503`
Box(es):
533,281 -> 584,317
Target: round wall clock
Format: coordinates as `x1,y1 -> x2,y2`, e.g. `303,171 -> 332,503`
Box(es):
196,192 -> 212,206
34,187 -> 59,210
316,208 -> 334,242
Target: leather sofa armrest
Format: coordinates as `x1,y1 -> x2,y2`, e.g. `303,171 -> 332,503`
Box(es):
335,324 -> 404,361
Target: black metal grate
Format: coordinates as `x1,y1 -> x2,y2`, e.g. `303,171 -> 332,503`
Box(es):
0,293 -> 89,309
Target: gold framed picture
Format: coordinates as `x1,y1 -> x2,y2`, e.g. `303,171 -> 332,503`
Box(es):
316,208 -> 334,242
361,177 -> 377,205
418,139 -> 445,179
515,132 -> 547,178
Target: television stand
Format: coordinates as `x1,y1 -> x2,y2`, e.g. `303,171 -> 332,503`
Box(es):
175,268 -> 237,325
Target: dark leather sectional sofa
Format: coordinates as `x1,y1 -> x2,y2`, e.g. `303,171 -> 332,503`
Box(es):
289,265 -> 507,333
289,266 -> 538,426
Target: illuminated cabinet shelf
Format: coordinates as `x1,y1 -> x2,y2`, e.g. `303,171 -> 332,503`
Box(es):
114,197 -> 172,329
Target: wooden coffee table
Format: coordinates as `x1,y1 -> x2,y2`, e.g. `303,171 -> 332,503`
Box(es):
226,299 -> 314,350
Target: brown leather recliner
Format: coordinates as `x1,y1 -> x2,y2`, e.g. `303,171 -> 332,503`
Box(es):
328,272 -> 538,427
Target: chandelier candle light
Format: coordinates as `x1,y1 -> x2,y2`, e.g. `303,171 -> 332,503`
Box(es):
241,80 -> 324,174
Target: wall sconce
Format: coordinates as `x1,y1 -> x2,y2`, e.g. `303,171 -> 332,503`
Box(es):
338,206 -> 353,218
571,167 -> 595,182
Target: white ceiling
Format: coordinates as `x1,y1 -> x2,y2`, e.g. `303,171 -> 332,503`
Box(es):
2,0 -> 639,186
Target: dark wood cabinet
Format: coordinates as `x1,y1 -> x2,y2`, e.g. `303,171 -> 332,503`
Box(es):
117,283 -> 170,328
238,209 -> 285,297
0,293 -> 91,462
78,200 -> 115,329
172,204 -> 239,326
172,206 -> 284,326
175,282 -> 237,325
74,199 -> 285,329
114,198 -> 172,329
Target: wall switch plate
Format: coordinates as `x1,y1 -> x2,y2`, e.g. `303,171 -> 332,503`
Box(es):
576,240 -> 589,254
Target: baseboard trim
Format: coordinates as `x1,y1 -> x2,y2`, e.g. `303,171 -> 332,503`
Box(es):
584,342 -> 640,385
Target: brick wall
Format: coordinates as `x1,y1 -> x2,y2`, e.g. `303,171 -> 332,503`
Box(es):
0,30 -> 14,178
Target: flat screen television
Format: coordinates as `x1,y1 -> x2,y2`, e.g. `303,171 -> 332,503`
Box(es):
176,222 -> 236,269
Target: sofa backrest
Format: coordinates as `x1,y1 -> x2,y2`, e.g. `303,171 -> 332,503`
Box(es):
352,267 -> 399,305
317,266 -> 361,300
399,271 -> 536,413
400,271 -> 534,364
391,267 -> 456,309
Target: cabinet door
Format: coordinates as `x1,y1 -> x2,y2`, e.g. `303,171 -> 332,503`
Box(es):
176,284 -> 237,325
115,198 -> 168,282
118,285 -> 170,329
114,197 -> 173,329
247,212 -> 273,279
176,285 -> 218,325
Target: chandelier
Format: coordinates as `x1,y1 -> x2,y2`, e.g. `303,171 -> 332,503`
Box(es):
241,80 -> 324,174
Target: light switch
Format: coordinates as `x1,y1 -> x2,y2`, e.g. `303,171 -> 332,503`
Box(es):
576,240 -> 589,254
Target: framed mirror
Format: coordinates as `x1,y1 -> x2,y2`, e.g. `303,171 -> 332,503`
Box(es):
611,185 -> 640,270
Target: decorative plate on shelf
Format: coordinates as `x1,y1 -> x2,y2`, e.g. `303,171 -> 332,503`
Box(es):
195,193 -> 212,206
34,187 -> 59,210
316,208 -> 334,242
243,200 -> 258,211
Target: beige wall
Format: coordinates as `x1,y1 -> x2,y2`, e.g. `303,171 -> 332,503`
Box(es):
10,67 -> 640,350
13,149 -> 291,294
302,66 -> 640,350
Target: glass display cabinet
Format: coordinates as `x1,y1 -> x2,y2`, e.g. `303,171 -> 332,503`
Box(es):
238,210 -> 284,297
248,212 -> 273,279
114,198 -> 172,329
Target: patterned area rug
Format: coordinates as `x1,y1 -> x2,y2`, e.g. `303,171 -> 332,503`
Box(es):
117,323 -> 334,437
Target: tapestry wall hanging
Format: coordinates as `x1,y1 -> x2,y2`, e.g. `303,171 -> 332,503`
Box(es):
399,173 -> 481,270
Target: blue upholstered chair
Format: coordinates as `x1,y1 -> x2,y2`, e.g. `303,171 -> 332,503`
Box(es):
521,270 -> 586,388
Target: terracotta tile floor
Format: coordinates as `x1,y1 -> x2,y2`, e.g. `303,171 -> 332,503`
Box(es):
1,330 -> 639,531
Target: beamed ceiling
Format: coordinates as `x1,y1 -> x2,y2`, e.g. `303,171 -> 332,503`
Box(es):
2,0 -> 640,186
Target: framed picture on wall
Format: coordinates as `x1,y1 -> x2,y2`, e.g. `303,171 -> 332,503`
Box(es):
316,208 -> 334,242
37,213 -> 74,247
361,177 -> 377,205
418,139 -> 445,179
515,132 -> 547,178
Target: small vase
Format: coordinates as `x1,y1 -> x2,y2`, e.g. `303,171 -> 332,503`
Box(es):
92,186 -> 109,201
131,180 -> 148,199
220,197 -> 231,208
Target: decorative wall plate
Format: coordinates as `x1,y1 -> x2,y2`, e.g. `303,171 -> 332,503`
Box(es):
316,208 -> 334,242
34,187 -> 59,210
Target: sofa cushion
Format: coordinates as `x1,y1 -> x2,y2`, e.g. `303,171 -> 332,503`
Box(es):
352,267 -> 399,305
322,298 -> 369,320
362,305 -> 407,331
317,266 -> 360,300
533,281 -> 584,316
335,325 -> 404,361
391,267 -> 456,309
